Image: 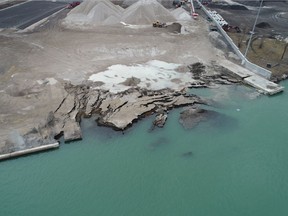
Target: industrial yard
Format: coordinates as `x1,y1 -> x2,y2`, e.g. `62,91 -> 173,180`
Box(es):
0,0 -> 287,157
204,0 -> 288,78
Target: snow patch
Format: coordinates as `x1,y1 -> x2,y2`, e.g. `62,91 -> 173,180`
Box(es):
64,0 -> 176,27
89,60 -> 194,93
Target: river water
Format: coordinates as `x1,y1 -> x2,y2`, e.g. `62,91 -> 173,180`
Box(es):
1,82 -> 288,216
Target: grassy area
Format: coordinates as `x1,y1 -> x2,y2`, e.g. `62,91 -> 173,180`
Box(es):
228,32 -> 288,77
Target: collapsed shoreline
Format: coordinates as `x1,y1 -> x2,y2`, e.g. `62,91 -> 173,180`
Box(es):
0,0 -> 285,159
0,61 -> 244,156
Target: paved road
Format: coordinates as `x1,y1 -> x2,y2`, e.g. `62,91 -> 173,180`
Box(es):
0,1 -> 67,29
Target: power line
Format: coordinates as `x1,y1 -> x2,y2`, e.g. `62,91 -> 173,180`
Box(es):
244,0 -> 264,58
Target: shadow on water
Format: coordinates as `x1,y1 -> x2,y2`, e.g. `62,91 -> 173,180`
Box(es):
80,118 -> 123,142
180,151 -> 193,158
148,136 -> 170,151
208,112 -> 239,132
189,84 -> 261,110
179,107 -> 239,133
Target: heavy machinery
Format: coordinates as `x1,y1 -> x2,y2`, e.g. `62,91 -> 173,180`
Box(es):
189,0 -> 199,19
222,24 -> 241,33
153,21 -> 167,28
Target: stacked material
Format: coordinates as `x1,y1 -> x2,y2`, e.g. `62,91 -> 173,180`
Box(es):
123,0 -> 163,7
64,0 -> 176,26
171,7 -> 192,21
64,0 -> 123,25
121,0 -> 176,25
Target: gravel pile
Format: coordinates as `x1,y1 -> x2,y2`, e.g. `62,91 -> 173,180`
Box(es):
64,0 -> 176,26
171,7 -> 192,21
64,0 -> 123,25
121,0 -> 176,25
123,0 -> 163,7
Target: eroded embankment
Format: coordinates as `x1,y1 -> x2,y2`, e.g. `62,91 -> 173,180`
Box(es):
0,62 -> 244,157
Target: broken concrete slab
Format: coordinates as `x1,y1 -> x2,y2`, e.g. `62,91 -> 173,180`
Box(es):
244,75 -> 284,95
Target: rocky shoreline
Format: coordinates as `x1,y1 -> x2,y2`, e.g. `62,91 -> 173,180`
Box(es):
1,62 -> 244,155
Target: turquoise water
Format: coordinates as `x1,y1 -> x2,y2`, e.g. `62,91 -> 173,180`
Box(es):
1,83 -> 288,216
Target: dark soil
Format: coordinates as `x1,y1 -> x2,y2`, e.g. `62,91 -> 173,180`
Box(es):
256,22 -> 272,29
208,3 -> 248,10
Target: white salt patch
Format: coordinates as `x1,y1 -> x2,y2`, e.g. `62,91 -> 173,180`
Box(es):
89,60 -> 194,93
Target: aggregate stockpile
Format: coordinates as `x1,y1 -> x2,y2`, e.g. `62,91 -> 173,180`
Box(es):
171,7 -> 192,21
64,0 -> 178,27
123,0 -> 163,7
64,0 -> 123,25
121,0 -> 176,24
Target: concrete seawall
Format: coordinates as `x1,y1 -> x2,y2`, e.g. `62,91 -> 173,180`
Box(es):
0,143 -> 59,161
194,0 -> 284,94
195,0 -> 272,79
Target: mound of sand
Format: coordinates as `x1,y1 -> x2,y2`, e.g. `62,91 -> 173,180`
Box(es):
121,0 -> 176,25
171,7 -> 192,21
64,0 -> 123,25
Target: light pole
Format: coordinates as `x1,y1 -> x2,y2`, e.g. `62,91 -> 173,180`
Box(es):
244,0 -> 264,58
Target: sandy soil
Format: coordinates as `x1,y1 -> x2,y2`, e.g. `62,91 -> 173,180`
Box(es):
0,8 -> 228,147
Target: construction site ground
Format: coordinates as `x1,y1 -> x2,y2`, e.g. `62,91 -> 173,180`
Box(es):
0,6 -> 224,147
204,0 -> 288,79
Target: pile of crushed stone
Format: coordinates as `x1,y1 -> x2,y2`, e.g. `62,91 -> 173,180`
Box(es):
121,0 -> 176,25
171,7 -> 192,21
122,0 -> 163,7
64,0 -> 189,27
64,0 -> 123,25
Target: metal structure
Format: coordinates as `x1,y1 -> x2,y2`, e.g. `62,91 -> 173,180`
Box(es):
244,0 -> 264,58
190,0 -> 198,19
194,0 -> 272,79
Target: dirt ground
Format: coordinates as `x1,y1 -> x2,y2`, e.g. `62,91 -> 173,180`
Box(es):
0,8 -> 228,147
205,0 -> 288,77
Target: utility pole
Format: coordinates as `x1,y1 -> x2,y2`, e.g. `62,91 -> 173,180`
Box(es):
244,0 -> 264,58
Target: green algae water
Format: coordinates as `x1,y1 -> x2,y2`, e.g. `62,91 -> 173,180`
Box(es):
1,83 -> 288,216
